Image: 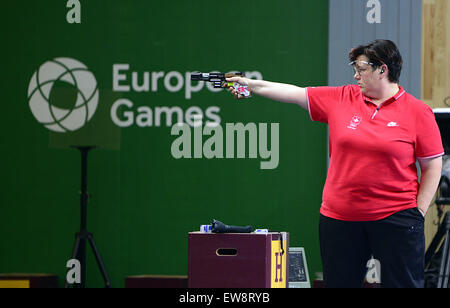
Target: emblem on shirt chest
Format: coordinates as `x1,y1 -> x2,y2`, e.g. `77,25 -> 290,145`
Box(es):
387,121 -> 399,127
347,116 -> 362,130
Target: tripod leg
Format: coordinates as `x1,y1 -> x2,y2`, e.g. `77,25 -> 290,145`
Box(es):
442,230 -> 450,288
437,230 -> 450,288
425,219 -> 448,267
87,233 -> 112,288
65,233 -> 82,288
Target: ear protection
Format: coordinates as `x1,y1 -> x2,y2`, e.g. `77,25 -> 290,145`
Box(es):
380,68 -> 385,74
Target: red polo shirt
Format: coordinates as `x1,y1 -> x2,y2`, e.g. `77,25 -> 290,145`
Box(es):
306,84 -> 444,221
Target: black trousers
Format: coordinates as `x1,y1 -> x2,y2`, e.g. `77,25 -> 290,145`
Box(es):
319,207 -> 425,288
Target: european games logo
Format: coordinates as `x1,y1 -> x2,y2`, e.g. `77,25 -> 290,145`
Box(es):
27,57 -> 99,133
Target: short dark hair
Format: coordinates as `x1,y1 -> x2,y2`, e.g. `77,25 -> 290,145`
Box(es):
349,39 -> 403,83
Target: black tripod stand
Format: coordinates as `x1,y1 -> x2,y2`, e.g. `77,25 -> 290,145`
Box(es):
425,199 -> 450,288
65,146 -> 111,288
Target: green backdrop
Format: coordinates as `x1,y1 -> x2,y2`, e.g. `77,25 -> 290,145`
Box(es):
1,0 -> 328,287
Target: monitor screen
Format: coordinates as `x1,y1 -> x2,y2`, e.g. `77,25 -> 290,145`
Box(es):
434,108 -> 450,155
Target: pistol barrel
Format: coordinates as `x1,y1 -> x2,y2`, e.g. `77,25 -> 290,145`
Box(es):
191,72 -> 244,81
190,72 -> 245,88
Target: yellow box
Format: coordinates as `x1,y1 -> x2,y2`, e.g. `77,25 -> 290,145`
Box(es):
0,280 -> 30,288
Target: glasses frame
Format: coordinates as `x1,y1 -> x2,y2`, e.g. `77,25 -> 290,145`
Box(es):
348,60 -> 375,75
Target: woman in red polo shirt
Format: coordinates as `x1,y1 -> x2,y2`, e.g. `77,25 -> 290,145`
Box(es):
227,40 -> 443,288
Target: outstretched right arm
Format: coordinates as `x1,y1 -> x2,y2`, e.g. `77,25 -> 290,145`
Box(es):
226,76 -> 308,110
